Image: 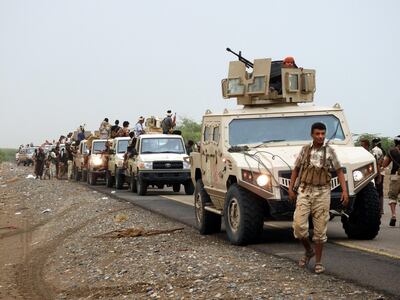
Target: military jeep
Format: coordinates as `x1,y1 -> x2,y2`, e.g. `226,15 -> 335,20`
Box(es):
190,52 -> 380,245
124,134 -> 193,196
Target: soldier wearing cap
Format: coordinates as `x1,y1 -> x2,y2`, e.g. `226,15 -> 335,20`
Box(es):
282,56 -> 298,68
161,110 -> 176,134
382,135 -> 400,226
288,122 -> 348,274
134,117 -> 146,137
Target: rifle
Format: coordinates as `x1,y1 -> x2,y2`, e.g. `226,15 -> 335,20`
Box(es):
226,48 -> 253,69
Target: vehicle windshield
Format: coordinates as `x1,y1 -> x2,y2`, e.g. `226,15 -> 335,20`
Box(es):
117,140 -> 129,153
92,141 -> 107,154
141,138 -> 185,154
229,115 -> 345,146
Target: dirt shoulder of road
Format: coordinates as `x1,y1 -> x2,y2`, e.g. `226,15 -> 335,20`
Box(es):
0,163 -> 389,299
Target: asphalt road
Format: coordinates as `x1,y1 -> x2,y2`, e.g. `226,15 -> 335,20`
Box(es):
88,183 -> 400,298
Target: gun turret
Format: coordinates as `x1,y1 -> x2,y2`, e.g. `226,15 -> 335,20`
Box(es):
222,48 -> 316,106
226,48 -> 253,69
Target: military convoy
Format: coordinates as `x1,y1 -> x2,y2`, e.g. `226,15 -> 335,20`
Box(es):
190,50 -> 381,245
68,120 -> 194,197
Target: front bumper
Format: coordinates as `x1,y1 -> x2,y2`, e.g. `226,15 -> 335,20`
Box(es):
138,170 -> 191,184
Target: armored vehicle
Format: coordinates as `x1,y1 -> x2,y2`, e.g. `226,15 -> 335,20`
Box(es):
124,133 -> 194,196
72,140 -> 89,181
87,139 -> 109,185
106,137 -> 130,189
191,50 -> 380,245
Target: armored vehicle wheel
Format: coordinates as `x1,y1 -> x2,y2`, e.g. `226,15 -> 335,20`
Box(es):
105,170 -> 114,188
194,180 -> 221,234
115,168 -> 124,190
88,172 -> 97,186
184,181 -> 195,195
224,184 -> 264,245
129,173 -> 138,193
342,182 -> 380,240
136,176 -> 147,195
173,184 -> 181,193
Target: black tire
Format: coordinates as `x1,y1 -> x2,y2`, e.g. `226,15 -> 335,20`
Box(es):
105,170 -> 114,188
224,184 -> 264,245
136,175 -> 147,195
194,180 -> 221,234
115,168 -> 124,189
129,173 -> 138,193
184,181 -> 195,195
173,184 -> 181,193
342,182 -> 381,240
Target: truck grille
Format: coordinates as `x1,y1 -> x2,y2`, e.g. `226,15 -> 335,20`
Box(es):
153,161 -> 183,169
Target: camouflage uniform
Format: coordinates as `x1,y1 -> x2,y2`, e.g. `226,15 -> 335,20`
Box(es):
387,147 -> 400,204
292,143 -> 341,243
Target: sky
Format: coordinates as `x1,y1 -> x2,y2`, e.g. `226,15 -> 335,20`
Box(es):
0,0 -> 399,148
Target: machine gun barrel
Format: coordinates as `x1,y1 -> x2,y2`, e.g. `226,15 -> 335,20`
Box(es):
226,48 -> 253,68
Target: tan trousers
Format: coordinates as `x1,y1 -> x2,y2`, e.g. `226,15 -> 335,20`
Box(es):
293,184 -> 330,243
388,175 -> 400,204
67,160 -> 73,180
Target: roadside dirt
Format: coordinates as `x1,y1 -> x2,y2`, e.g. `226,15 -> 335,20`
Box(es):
0,163 -> 390,299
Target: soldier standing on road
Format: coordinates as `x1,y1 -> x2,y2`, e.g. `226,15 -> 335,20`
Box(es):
34,148 -> 46,179
288,122 -> 349,274
371,138 -> 385,215
381,135 -> 400,226
134,117 -> 146,137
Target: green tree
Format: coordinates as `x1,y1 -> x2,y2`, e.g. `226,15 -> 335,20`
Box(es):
354,133 -> 393,154
0,149 -> 17,163
176,118 -> 202,143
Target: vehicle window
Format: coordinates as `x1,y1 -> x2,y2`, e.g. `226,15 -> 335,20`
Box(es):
140,138 -> 185,154
203,126 -> 211,142
212,126 -> 220,143
117,140 -> 129,153
229,115 -> 345,145
92,141 -> 107,154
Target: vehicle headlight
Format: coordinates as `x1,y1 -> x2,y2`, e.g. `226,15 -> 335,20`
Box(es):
139,162 -> 153,169
242,169 -> 272,192
183,161 -> 191,169
91,156 -> 103,166
256,174 -> 270,187
352,163 -> 374,187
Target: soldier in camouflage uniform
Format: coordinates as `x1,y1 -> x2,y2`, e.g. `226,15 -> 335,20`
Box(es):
382,135 -> 400,226
289,122 -> 349,274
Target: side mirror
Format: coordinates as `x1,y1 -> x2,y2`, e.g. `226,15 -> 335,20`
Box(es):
84,149 -> 90,155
